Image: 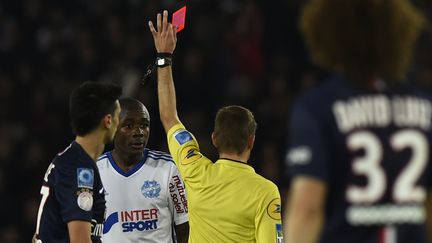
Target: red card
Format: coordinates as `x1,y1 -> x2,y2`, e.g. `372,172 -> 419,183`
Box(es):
172,6 -> 186,33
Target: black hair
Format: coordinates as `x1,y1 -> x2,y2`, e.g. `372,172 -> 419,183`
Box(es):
119,97 -> 149,116
69,81 -> 122,136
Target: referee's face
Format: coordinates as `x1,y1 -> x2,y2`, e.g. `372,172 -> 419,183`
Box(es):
114,109 -> 150,158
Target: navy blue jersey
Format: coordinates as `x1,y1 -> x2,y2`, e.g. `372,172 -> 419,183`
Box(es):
35,141 -> 106,243
286,76 -> 432,243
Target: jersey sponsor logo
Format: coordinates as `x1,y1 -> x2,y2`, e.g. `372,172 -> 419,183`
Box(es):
180,146 -> 202,165
169,175 -> 188,213
267,198 -> 281,220
77,189 -> 93,211
141,180 -> 161,198
104,209 -> 159,233
276,223 -> 283,243
174,130 -> 193,145
286,146 -> 312,166
77,168 -> 94,189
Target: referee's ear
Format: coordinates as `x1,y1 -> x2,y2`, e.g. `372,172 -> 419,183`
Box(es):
247,135 -> 255,151
211,132 -> 218,149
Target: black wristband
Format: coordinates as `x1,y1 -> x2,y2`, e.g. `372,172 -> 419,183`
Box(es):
157,52 -> 173,59
155,57 -> 172,67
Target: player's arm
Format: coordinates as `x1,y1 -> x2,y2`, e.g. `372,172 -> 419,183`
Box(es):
67,220 -> 92,243
148,10 -> 181,133
284,176 -> 327,243
174,222 -> 190,243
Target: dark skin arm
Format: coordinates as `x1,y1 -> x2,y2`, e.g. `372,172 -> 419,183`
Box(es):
175,222 -> 190,243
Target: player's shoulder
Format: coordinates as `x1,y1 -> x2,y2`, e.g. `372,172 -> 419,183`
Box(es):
145,149 -> 175,168
96,151 -> 110,169
401,82 -> 432,100
54,142 -> 85,167
295,75 -> 347,106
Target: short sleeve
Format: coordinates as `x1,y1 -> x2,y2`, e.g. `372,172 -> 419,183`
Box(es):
55,163 -> 94,223
285,101 -> 330,182
167,164 -> 189,225
255,183 -> 283,243
167,123 -> 212,180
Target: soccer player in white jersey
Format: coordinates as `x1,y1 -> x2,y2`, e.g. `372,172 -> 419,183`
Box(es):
97,97 -> 189,243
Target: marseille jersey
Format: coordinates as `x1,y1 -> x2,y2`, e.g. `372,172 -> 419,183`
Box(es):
286,76 -> 432,243
35,141 -> 105,243
97,149 -> 188,243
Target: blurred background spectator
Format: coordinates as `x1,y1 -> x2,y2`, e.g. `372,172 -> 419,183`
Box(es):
1,0 -> 431,242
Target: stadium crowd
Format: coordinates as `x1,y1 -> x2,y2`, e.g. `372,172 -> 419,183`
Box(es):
1,0 -> 431,242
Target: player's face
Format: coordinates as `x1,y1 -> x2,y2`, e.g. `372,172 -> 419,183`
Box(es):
114,108 -> 150,157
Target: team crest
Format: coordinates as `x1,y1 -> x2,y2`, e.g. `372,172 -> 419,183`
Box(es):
141,180 -> 161,198
267,198 -> 282,220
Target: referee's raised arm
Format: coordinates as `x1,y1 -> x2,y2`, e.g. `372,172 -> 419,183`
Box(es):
148,10 -> 181,133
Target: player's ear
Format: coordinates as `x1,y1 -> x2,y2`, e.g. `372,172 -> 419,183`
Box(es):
102,114 -> 113,129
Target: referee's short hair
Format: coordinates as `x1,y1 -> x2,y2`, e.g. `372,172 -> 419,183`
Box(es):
213,105 -> 257,155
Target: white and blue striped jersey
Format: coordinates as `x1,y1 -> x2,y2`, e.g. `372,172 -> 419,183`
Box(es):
97,149 -> 188,243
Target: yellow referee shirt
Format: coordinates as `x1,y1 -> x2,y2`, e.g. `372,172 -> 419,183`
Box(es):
167,123 -> 283,243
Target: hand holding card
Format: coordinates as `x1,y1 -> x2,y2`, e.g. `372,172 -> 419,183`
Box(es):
172,6 -> 187,33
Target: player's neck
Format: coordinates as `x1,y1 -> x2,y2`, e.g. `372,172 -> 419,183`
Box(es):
75,133 -> 106,161
111,150 -> 142,172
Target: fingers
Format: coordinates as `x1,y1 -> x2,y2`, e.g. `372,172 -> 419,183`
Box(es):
170,24 -> 177,42
156,13 -> 162,33
162,10 -> 169,34
148,21 -> 157,36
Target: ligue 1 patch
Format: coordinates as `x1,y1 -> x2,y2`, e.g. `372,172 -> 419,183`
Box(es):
267,198 -> 282,220
174,130 -> 193,145
276,223 -> 283,243
180,146 -> 202,165
141,180 -> 161,198
77,168 -> 94,189
77,189 -> 93,211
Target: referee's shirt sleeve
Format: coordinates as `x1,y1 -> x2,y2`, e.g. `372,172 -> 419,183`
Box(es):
167,123 -> 211,182
255,182 -> 283,243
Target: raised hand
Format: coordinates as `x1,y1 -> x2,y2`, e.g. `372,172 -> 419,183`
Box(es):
148,10 -> 177,54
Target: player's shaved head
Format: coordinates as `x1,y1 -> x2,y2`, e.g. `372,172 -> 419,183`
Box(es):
119,97 -> 150,119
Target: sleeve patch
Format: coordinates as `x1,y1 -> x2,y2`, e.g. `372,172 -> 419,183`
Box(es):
276,223 -> 283,243
180,147 -> 202,165
267,198 -> 281,220
77,189 -> 93,211
77,168 -> 94,189
174,130 -> 193,145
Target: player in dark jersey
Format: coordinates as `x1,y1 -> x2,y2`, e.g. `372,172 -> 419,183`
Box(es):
33,81 -> 122,243
284,1 -> 432,243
